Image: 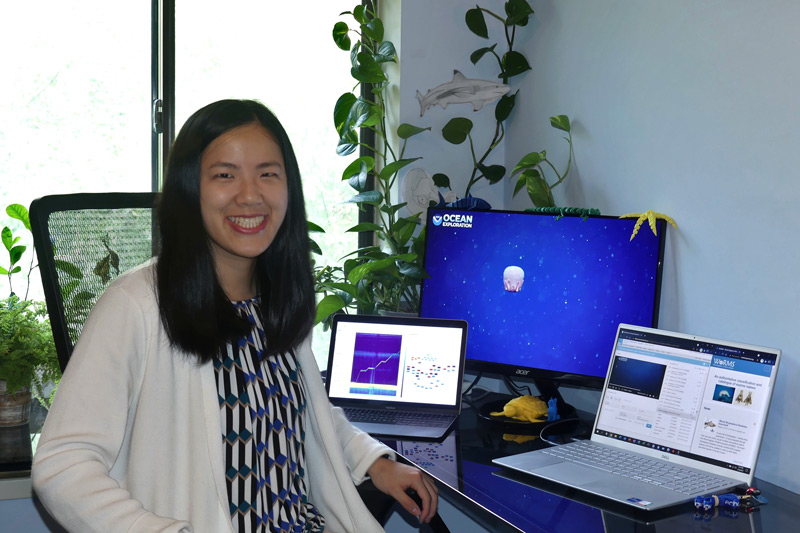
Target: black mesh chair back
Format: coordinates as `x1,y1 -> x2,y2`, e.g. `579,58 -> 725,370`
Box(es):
29,193 -> 159,372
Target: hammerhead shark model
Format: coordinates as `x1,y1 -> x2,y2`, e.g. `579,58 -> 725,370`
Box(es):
416,70 -> 510,117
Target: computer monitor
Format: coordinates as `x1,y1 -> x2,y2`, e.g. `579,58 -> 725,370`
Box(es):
419,208 -> 667,397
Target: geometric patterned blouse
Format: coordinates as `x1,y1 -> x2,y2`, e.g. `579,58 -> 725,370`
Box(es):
213,299 -> 325,532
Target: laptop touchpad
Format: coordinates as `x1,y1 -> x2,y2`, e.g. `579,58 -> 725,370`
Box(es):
536,462 -> 609,485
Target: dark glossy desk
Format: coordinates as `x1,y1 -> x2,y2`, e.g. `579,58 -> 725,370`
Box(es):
382,393 -> 800,533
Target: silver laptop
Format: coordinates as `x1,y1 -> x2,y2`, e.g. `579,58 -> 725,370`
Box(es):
493,324 -> 781,510
325,313 -> 468,440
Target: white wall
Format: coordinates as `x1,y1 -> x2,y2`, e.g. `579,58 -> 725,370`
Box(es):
399,0 -> 800,494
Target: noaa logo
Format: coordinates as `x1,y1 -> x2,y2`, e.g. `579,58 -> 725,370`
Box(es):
435,213 -> 473,228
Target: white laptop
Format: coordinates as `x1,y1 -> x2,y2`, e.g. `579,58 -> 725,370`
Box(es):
493,324 -> 781,510
325,313 -> 468,440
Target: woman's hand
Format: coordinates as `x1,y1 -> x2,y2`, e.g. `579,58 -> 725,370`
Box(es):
366,457 -> 439,523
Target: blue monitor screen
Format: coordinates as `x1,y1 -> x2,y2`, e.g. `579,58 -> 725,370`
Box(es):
420,208 -> 666,386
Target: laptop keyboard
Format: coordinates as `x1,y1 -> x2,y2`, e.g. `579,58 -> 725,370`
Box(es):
344,407 -> 453,428
542,440 -> 731,495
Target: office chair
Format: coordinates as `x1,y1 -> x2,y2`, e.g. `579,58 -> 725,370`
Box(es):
29,192 -> 159,372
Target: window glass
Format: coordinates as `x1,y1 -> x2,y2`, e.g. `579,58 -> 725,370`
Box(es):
0,3 -> 151,300
175,0 -> 358,369
0,2 -> 151,464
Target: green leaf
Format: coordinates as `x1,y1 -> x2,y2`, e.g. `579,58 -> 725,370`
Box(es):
391,220 -> 417,248
478,164 -> 506,184
72,290 -> 95,307
375,41 -> 397,63
442,117 -> 473,144
320,282 -> 359,299
315,294 -> 347,325
394,253 -> 418,263
470,44 -> 497,65
513,172 -> 529,197
346,190 -> 383,206
54,259 -> 83,279
347,258 -> 398,285
511,151 -> 546,175
495,91 -> 517,122
352,4 -> 367,24
336,97 -> 380,156
398,263 -> 427,279
109,250 -> 120,274
380,203 -> 408,217
333,92 -> 357,133
342,156 -> 375,192
94,256 -> 111,283
350,98 -> 382,129
9,245 -> 25,266
432,173 -> 451,188
340,246 -> 381,260
350,41 -> 360,68
465,7 -> 488,38
352,52 -> 386,84
309,238 -> 322,256
505,0 -> 535,26
307,221 -> 326,233
346,222 -> 382,233
550,114 -> 571,132
501,50 -> 532,79
378,157 -> 421,180
332,21 -> 351,51
413,225 -> 427,256
397,123 -> 430,140
336,133 -> 358,157
60,280 -> 80,298
0,266 -> 8,275
1,227 -> 11,250
523,169 -> 555,208
6,204 -> 30,230
361,18 -> 384,42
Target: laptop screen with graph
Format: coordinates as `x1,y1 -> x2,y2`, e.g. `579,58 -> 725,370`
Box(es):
325,314 -> 468,439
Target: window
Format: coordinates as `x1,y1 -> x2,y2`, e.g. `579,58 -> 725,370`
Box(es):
1,1 -> 358,469
0,2 -> 152,301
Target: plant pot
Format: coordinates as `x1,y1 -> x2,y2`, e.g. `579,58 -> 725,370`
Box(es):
0,379 -> 32,427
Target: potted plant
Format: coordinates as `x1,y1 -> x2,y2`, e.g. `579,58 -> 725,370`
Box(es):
314,1 -> 430,325
0,296 -> 60,426
0,203 -> 60,426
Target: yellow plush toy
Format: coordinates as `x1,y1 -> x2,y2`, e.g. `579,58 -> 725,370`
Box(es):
490,395 -> 548,422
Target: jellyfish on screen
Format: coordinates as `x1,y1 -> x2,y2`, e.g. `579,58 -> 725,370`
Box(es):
503,265 -> 524,292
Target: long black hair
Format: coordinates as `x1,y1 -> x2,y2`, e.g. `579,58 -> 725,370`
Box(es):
156,99 -> 315,363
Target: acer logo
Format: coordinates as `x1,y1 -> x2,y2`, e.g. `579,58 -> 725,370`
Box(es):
515,369 -> 530,376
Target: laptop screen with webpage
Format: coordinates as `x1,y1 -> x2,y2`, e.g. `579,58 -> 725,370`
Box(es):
593,325 -> 780,485
325,314 -> 467,410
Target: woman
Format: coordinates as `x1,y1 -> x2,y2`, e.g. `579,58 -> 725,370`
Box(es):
32,99 -> 438,532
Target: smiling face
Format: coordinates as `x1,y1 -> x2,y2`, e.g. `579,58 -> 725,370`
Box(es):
199,123 -> 288,298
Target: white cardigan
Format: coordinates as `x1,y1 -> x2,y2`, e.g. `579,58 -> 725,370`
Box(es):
32,264 -> 393,533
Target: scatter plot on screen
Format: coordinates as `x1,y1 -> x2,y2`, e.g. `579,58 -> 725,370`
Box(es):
349,333 -> 402,395
405,354 -> 457,390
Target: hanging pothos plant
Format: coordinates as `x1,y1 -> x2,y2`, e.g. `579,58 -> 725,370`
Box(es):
313,1 -> 431,326
435,0 -> 575,208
